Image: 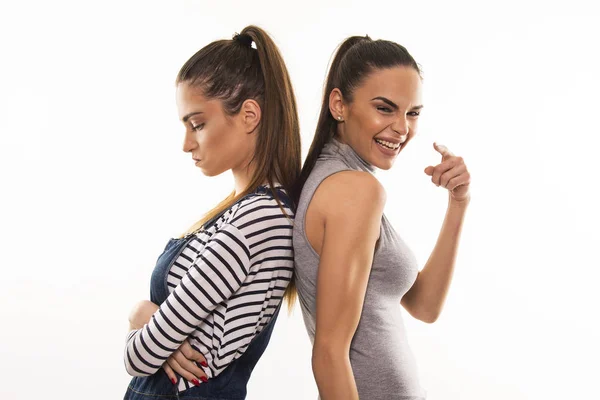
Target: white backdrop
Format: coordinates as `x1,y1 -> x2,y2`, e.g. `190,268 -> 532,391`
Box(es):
1,1 -> 599,399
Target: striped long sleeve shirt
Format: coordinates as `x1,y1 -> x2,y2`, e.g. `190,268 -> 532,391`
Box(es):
124,189 -> 294,391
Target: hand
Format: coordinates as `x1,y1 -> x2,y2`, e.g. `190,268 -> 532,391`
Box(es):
424,142 -> 471,202
162,340 -> 209,386
128,300 -> 159,331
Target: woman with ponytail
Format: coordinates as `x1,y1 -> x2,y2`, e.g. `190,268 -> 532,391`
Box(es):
293,36 -> 471,399
123,25 -> 300,399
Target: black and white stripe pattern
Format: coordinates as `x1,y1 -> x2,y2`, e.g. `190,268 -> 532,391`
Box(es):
125,190 -> 294,391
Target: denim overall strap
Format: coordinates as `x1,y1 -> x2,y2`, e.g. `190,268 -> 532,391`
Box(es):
150,189 -> 263,305
151,186 -> 292,306
178,302 -> 282,399
126,185 -> 291,399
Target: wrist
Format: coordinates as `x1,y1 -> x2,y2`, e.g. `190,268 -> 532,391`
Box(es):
448,193 -> 470,208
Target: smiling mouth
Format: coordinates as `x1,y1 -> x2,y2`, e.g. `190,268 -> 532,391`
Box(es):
374,138 -> 401,150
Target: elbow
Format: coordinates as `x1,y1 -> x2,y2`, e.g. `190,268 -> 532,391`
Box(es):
311,343 -> 328,374
403,295 -> 442,324
124,342 -> 156,377
418,307 -> 441,324
124,355 -> 150,377
312,340 -> 348,376
124,358 -> 155,377
419,312 -> 439,324
407,305 -> 441,324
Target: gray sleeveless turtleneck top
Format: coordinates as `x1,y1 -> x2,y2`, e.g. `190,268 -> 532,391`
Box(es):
293,138 -> 426,400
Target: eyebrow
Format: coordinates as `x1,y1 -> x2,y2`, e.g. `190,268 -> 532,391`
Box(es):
371,97 -> 424,111
182,111 -> 203,123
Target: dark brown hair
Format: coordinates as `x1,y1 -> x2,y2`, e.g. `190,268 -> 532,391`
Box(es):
177,26 -> 301,311
291,36 -> 421,204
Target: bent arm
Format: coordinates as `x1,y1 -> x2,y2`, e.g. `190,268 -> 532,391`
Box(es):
312,172 -> 386,400
401,195 -> 469,323
124,223 -> 250,376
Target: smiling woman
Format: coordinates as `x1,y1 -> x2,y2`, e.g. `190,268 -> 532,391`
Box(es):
292,36 -> 470,400
329,66 -> 423,169
122,25 -> 301,400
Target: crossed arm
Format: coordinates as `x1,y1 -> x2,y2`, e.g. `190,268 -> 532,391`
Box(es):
128,300 -> 207,384
124,223 -> 251,383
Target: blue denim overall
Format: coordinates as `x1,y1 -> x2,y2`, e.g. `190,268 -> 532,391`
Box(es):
124,187 -> 292,400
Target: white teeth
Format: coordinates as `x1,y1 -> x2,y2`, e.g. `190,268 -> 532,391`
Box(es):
375,139 -> 400,150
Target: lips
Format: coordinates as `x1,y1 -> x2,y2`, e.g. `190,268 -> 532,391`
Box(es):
375,138 -> 401,150
376,135 -> 407,145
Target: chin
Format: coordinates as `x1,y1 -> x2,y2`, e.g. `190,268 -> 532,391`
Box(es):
369,152 -> 397,170
374,160 -> 395,170
199,167 -> 226,177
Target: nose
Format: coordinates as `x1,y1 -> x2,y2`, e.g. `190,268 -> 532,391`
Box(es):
391,116 -> 409,136
182,129 -> 197,153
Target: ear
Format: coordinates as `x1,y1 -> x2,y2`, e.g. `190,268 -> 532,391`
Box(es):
329,88 -> 346,121
239,99 -> 261,134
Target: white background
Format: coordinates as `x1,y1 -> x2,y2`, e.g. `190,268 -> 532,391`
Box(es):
1,0 -> 599,399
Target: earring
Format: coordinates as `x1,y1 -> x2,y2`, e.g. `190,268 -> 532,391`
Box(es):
337,116 -> 343,121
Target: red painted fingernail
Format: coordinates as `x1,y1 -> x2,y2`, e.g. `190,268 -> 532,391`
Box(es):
201,361 -> 208,367
200,376 -> 208,383
192,379 -> 200,386
171,378 -> 177,385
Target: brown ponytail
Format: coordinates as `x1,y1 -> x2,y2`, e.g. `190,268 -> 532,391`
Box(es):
176,26 -> 301,312
291,35 -> 421,206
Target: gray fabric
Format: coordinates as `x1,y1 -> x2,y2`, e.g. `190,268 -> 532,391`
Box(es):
293,138 -> 426,399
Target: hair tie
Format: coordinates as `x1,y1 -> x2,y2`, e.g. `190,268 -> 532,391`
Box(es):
233,32 -> 254,47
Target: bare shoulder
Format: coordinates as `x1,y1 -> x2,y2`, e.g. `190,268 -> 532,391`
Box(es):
316,170 -> 386,218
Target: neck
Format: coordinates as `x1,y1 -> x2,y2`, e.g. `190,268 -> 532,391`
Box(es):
232,162 -> 257,196
322,136 -> 376,174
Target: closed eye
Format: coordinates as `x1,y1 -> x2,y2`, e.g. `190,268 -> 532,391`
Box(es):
376,106 -> 393,113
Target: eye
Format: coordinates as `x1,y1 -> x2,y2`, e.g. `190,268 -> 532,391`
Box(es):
407,111 -> 421,117
376,106 -> 392,113
191,123 -> 205,131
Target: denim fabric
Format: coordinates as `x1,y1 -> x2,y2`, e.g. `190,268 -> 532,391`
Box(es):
124,308 -> 279,400
124,187 -> 290,400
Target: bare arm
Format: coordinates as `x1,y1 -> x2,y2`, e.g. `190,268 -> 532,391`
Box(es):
402,142 -> 471,323
311,171 -> 386,400
402,195 -> 469,322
